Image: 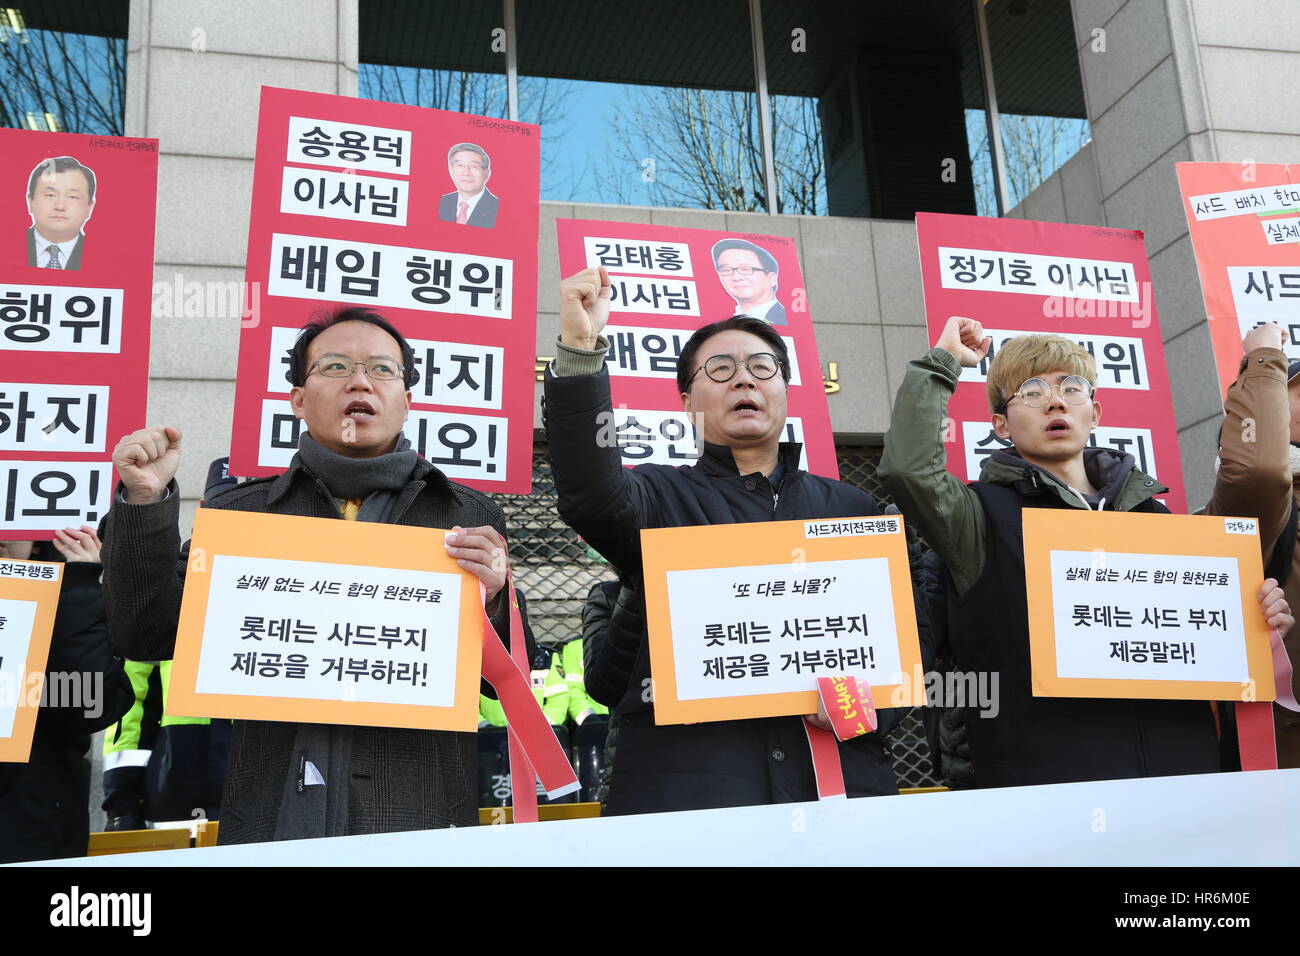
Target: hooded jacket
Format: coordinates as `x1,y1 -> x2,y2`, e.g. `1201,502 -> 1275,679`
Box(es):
879,347 -> 1220,787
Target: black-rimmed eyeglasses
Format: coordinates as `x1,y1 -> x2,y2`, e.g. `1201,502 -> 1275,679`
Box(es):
685,352 -> 783,386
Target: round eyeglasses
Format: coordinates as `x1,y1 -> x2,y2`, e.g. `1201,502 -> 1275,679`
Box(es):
1001,375 -> 1094,411
686,352 -> 782,386
308,358 -> 405,381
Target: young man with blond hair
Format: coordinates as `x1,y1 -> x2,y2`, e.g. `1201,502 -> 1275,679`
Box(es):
879,317 -> 1292,788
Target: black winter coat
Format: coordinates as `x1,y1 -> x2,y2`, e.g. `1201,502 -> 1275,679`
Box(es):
100,458 -> 516,844
545,367 -> 907,815
0,562 -> 134,863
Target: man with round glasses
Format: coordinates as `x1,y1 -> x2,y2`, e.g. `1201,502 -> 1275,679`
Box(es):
99,307 -> 518,844
542,267 -> 910,816
879,318 -> 1292,788
710,238 -> 787,325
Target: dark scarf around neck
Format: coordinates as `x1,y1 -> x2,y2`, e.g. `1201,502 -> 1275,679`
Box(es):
295,431 -> 421,501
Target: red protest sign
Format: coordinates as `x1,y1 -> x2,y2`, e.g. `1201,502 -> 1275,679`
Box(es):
916,212 -> 1186,514
555,220 -> 837,478
230,87 -> 539,493
0,130 -> 158,539
1175,162 -> 1300,392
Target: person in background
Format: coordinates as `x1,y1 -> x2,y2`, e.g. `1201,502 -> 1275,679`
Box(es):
1199,322 -> 1300,767
0,527 -> 133,862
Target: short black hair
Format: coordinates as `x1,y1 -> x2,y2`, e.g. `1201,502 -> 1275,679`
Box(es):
285,306 -> 420,388
27,156 -> 96,202
676,315 -> 791,394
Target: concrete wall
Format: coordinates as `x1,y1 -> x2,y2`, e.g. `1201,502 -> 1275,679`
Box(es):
126,0 -> 358,531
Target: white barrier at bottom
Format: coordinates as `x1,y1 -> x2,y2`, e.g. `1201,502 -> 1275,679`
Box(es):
25,768 -> 1300,867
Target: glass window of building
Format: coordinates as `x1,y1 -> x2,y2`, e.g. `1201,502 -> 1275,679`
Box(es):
362,0 -> 765,211
983,0 -> 1092,211
515,0 -> 761,210
359,0 -> 1093,221
360,0 -> 510,120
762,0 -> 987,220
0,2 -> 128,135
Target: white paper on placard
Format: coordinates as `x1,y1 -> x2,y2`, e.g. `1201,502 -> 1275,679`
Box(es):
194,554 -> 463,708
1048,549 -> 1249,682
665,557 -> 900,701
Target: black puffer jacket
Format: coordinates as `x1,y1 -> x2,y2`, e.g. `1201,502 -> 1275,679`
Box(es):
0,562 -> 134,863
546,366 -> 910,815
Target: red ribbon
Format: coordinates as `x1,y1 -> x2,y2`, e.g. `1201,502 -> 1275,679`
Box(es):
479,574 -> 580,821
802,719 -> 847,799
1237,627 -> 1300,772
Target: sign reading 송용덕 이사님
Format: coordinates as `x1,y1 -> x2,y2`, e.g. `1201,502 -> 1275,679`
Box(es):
554,219 -> 837,478
1176,162 -> 1300,392
640,516 -> 923,725
1022,509 -> 1275,702
0,129 -> 158,538
915,212 -> 1186,514
167,509 -> 483,732
230,87 -> 539,493
0,558 -> 63,762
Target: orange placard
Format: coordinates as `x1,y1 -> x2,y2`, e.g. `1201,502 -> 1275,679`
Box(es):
169,509 -> 483,732
1023,509 -> 1274,702
0,560 -> 64,762
641,516 -> 923,725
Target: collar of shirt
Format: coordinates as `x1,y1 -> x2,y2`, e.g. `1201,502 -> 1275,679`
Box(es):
737,297 -> 777,321
458,189 -> 485,217
33,229 -> 80,264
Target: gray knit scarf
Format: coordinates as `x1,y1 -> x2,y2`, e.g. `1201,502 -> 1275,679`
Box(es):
273,430 -> 422,842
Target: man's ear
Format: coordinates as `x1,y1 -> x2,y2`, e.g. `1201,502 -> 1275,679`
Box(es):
404,389 -> 413,413
1090,399 -> 1102,431
290,385 -> 306,420
681,391 -> 693,414
992,411 -> 1011,441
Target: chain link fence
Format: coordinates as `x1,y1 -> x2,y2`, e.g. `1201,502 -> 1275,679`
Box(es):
491,441 -> 941,791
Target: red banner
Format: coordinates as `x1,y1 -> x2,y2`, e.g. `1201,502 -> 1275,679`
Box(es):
0,130 -> 158,539
230,87 -> 539,493
1175,162 -> 1300,392
916,212 -> 1186,514
555,220 -> 837,478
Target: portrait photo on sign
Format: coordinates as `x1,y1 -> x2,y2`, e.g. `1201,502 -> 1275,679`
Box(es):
25,155 -> 97,271
710,237 -> 787,325
440,142 -> 498,229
